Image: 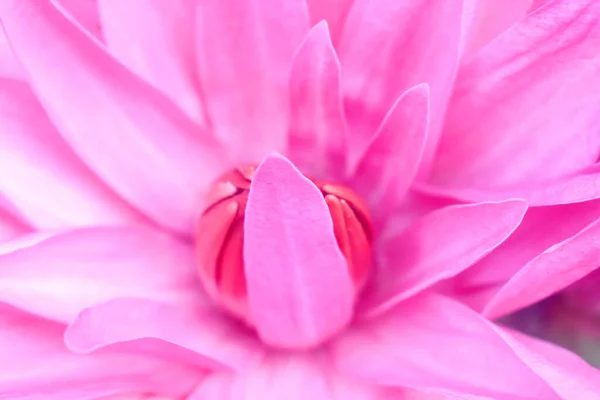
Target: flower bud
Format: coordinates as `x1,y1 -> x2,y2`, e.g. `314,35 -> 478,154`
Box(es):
196,166 -> 373,321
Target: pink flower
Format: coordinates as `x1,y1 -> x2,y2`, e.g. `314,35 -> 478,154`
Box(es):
0,1 -> 599,400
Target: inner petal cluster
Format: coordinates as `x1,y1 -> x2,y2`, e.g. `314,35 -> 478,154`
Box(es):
195,166 -> 373,324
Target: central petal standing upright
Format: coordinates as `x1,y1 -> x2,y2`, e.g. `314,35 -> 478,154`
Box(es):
196,154 -> 373,349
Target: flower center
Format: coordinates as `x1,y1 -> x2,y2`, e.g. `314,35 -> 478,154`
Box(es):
195,165 -> 373,323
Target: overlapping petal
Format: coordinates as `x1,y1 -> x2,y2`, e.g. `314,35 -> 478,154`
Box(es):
433,0 -> 600,191
338,0 -> 463,172
97,0 -> 204,123
361,200 -> 528,318
350,84 -> 429,223
0,227 -> 198,323
0,0 -> 224,234
0,305 -> 201,400
288,22 -> 347,180
334,294 -> 559,399
195,0 -> 309,159
0,78 -> 144,228
65,298 -> 264,371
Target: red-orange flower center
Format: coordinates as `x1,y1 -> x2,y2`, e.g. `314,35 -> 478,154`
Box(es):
196,166 -> 373,321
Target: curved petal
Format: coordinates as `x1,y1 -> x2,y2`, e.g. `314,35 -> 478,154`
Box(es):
483,217 -> 600,318
188,353 -> 390,400
432,0 -> 600,188
97,0 -> 204,124
360,200 -> 527,319
288,22 -> 347,180
65,298 -> 264,372
306,0 -> 353,47
417,166 -> 600,206
0,0 -> 224,234
0,305 -> 201,400
350,84 -> 429,223
338,0 -> 463,173
334,294 -> 559,399
460,200 -> 600,287
244,154 -> 354,349
0,227 -> 199,323
0,78 -> 144,228
195,0 -> 309,160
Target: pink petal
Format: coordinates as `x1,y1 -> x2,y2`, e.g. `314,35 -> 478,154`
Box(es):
338,0 -> 463,173
0,305 -> 201,400
195,0 -> 309,160
55,0 -> 102,40
244,154 -> 354,348
360,200 -> 527,319
287,21 -> 347,180
0,78 -> 144,229
493,327 -> 600,398
65,298 -> 264,371
483,217 -> 600,318
306,0 -> 353,46
417,166 -> 600,206
432,0 -> 600,188
460,200 -> 600,288
461,0 -> 533,59
97,0 -> 205,124
0,0 -> 224,235
334,294 -> 558,399
0,227 -> 199,323
350,84 -> 429,223
188,353 -> 389,400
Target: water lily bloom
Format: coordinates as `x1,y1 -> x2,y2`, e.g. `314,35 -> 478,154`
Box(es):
1,0 -> 600,400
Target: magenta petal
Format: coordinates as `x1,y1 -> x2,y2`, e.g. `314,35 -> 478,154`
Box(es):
0,305 -> 201,400
288,21 -> 347,180
338,0 -> 462,174
65,298 -> 264,371
97,0 -> 204,124
0,78 -> 144,229
0,227 -> 198,323
244,154 -> 354,348
483,217 -> 600,318
351,84 -> 429,223
195,0 -> 309,159
361,199 -> 527,318
334,294 -> 557,399
433,0 -> 600,188
0,0 -> 224,234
